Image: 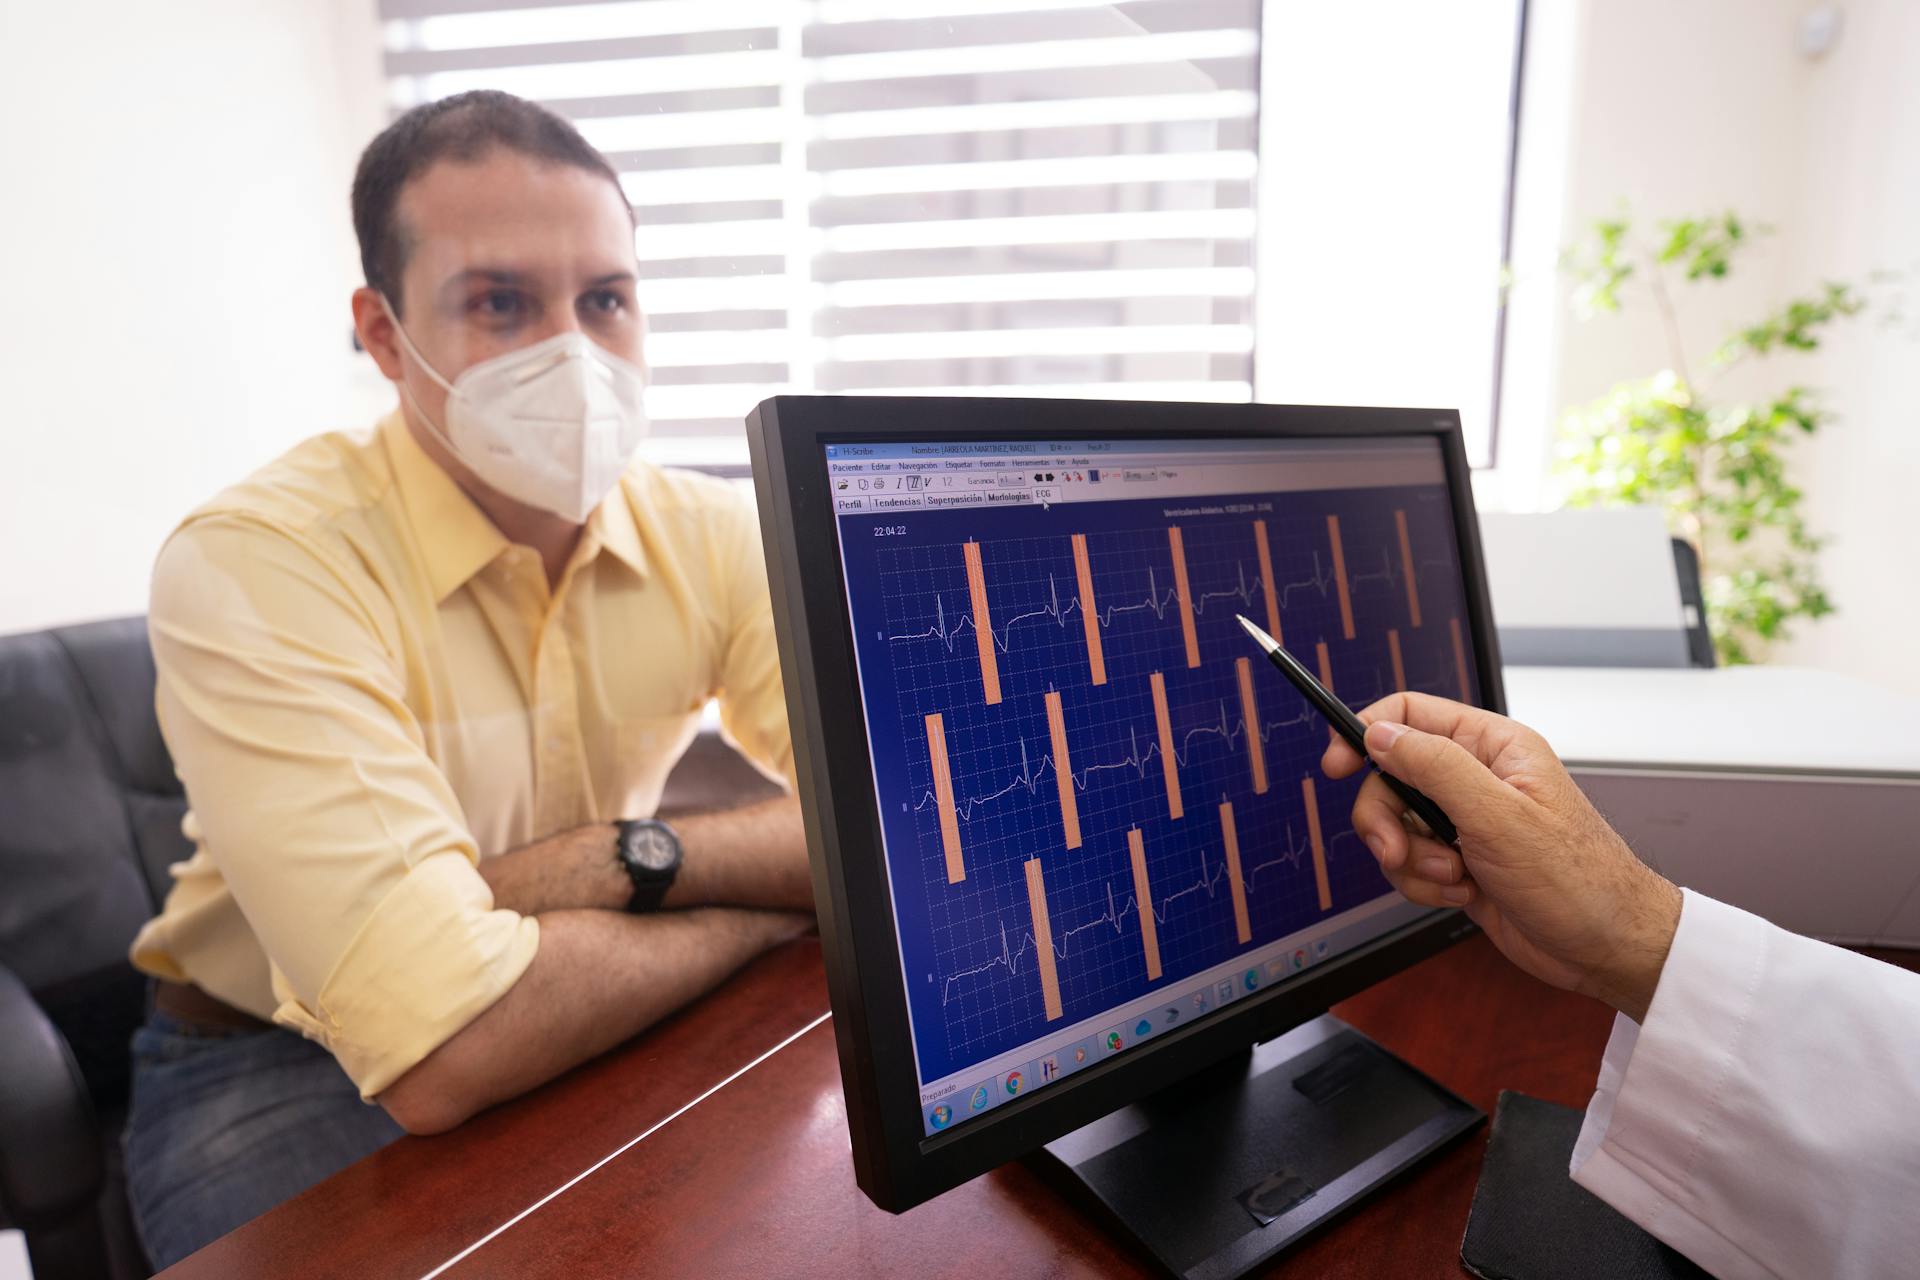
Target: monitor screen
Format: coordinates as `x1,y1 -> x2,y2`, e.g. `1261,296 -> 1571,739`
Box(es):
822,434 -> 1483,1138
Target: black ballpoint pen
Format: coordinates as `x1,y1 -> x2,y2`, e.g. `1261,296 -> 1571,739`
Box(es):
1235,613 -> 1458,845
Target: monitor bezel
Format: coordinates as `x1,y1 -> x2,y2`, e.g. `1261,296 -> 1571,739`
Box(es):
743,396 -> 1506,1212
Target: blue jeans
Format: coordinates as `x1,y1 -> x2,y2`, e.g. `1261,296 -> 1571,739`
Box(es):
122,1010 -> 404,1269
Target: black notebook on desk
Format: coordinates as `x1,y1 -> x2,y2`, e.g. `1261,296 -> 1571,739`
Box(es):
1461,1091 -> 1710,1280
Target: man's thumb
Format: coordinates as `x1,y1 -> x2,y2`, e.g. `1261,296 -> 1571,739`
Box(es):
1363,719 -> 1499,813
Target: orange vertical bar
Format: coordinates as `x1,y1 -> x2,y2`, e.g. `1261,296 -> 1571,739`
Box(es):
962,540 -> 1001,705
925,712 -> 965,883
1451,616 -> 1471,701
1316,640 -> 1337,745
1234,656 -> 1269,794
1219,800 -> 1251,944
1253,519 -> 1283,646
1167,526 -> 1201,668
1149,671 -> 1183,820
1071,533 -> 1106,686
1395,509 -> 1423,628
1045,690 -> 1081,849
1326,514 -> 1355,640
1302,775 -> 1333,912
1127,829 -> 1163,981
1025,858 -> 1064,1020
1388,628 -> 1407,693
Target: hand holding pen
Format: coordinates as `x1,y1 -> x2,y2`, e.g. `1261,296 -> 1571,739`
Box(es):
1238,614 -> 1680,1019
1235,615 -> 1457,843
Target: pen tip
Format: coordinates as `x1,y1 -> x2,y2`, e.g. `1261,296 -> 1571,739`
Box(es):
1236,614 -> 1279,652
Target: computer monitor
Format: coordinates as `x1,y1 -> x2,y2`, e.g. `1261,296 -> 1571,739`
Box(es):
746,397 -> 1505,1276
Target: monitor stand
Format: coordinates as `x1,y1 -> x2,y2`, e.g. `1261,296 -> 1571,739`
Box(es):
1028,1014 -> 1483,1280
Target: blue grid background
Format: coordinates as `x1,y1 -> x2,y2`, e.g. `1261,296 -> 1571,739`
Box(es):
838,479 -> 1479,1085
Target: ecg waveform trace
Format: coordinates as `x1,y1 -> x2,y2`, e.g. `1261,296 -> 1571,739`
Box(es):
911,693 -> 1317,826
885,521 -> 1455,676
935,807 -> 1366,1007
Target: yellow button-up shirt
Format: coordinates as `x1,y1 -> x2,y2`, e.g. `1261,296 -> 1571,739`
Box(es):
130,411 -> 792,1097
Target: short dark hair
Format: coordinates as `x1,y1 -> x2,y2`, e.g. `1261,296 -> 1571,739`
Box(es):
351,90 -> 630,314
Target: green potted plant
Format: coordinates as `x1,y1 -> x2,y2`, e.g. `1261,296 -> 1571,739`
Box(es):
1554,211 -> 1866,664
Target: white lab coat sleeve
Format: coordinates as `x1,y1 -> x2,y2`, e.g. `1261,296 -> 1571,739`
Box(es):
1568,888 -> 1920,1279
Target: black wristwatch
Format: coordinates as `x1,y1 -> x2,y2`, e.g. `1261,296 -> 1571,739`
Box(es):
613,818 -> 683,913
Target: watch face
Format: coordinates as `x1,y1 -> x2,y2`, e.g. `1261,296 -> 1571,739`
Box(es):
632,825 -> 678,870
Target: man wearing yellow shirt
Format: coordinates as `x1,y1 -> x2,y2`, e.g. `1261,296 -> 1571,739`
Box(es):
121,90 -> 814,1267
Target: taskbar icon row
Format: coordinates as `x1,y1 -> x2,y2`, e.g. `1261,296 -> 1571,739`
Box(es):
920,935 -> 1332,1136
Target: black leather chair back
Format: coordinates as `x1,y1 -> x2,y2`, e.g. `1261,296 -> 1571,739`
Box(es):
0,618 -> 188,1093
0,616 -> 184,1278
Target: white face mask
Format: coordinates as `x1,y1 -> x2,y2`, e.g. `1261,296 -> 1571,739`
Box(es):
383,298 -> 649,524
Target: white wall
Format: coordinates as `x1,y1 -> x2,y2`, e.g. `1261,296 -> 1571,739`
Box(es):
1550,0 -> 1814,412
1493,0 -> 1920,695
1770,0 -> 1920,696
0,0 -> 392,633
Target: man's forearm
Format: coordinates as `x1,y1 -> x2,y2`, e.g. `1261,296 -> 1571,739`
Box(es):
479,795 -> 812,917
378,905 -> 810,1134
664,794 -> 811,912
479,823 -> 629,916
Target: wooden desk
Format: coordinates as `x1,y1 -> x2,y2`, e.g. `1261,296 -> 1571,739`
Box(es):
154,934 -> 1626,1278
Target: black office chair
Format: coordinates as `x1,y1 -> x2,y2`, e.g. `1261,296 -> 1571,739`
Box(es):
1670,537 -> 1716,668
0,617 -> 178,1280
0,615 -> 787,1279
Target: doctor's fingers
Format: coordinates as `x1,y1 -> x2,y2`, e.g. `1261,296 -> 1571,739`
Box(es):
1350,772 -> 1465,884
1378,841 -> 1475,909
